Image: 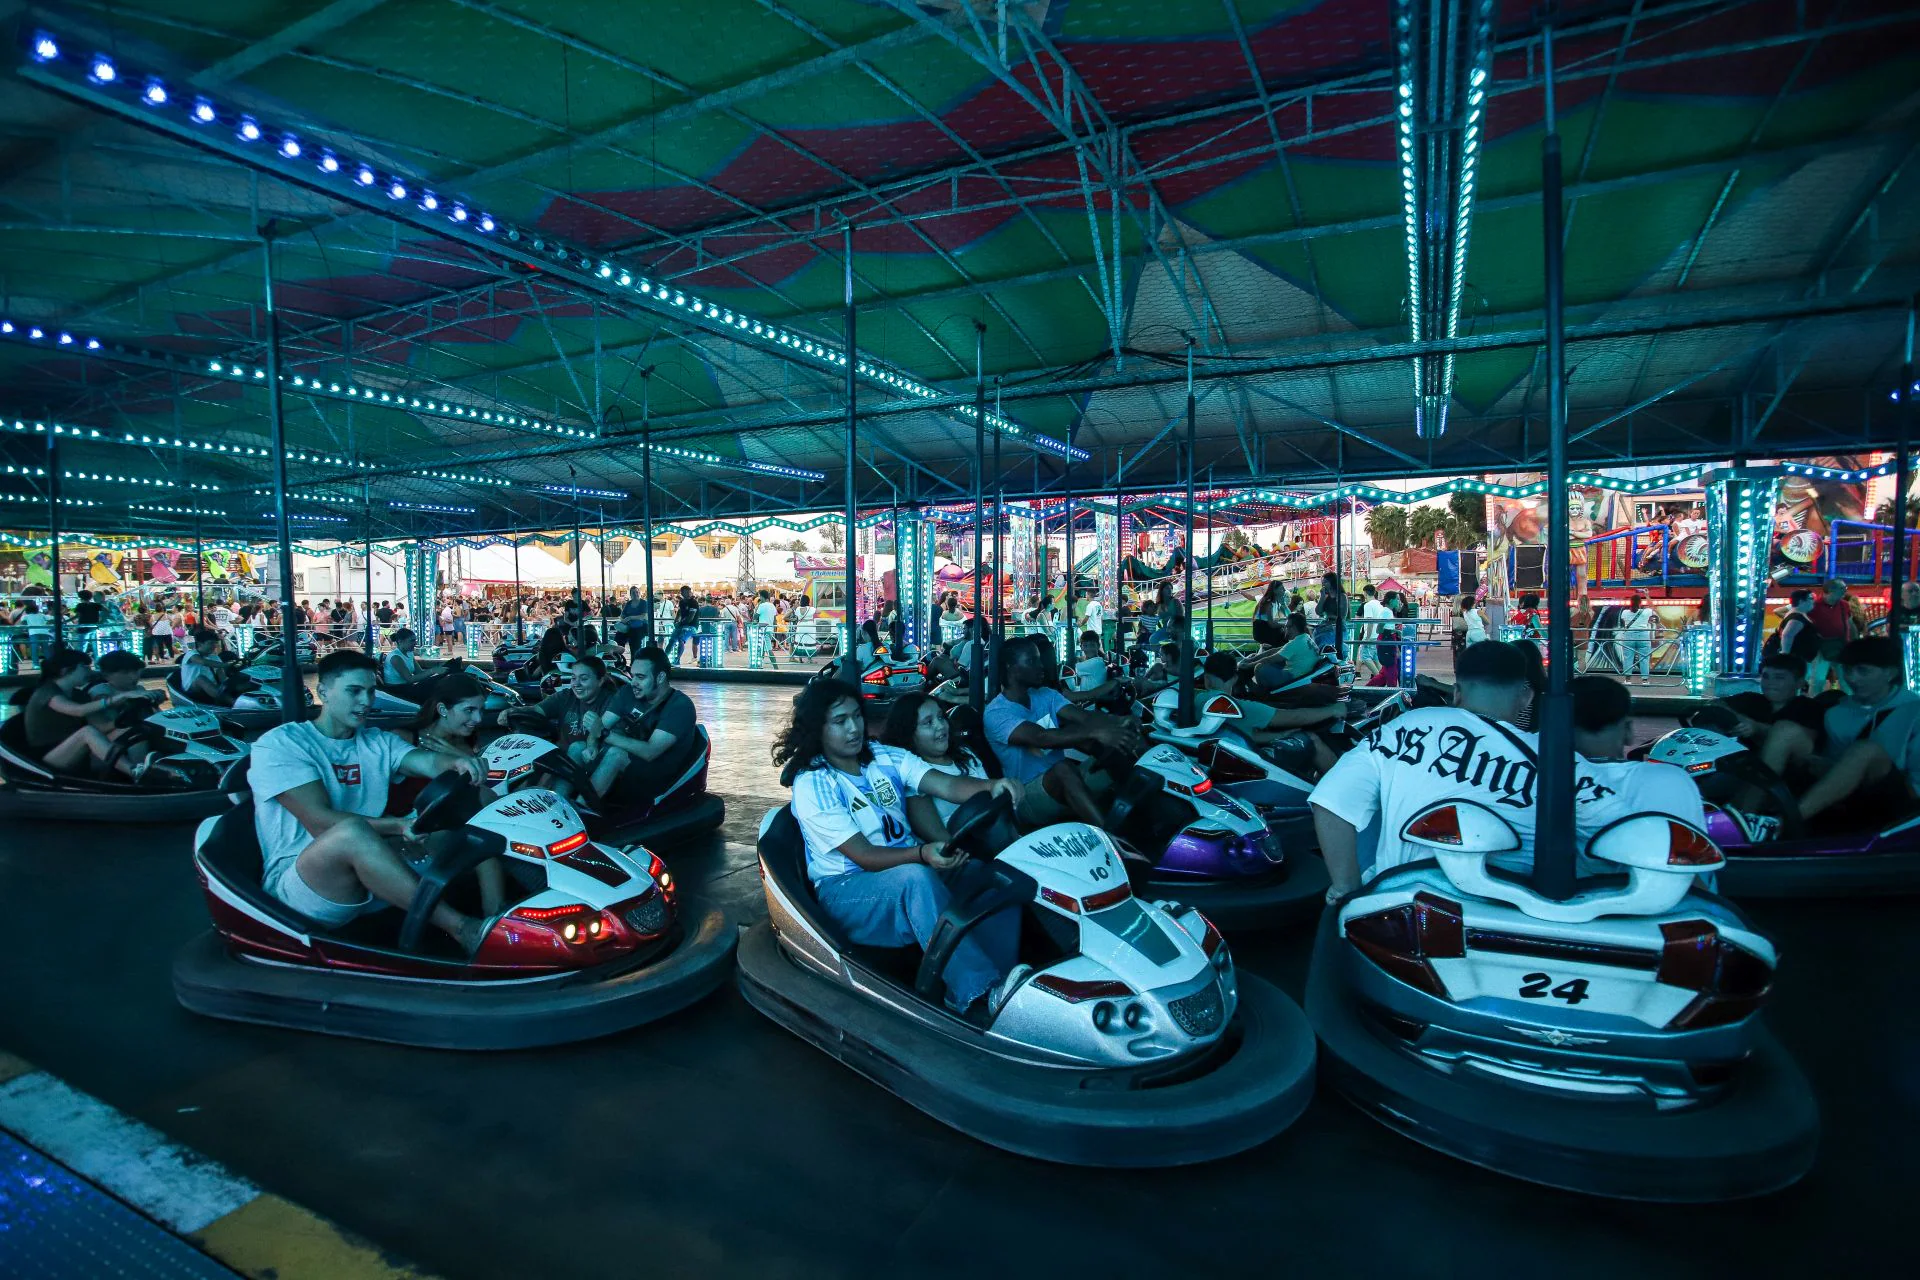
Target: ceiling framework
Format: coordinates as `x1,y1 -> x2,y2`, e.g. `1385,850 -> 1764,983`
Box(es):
0,0 -> 1913,546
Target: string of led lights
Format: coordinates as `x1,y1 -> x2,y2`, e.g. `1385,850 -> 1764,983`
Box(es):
17,30 -> 1084,463
0,319 -> 828,484
1396,0 -> 1496,439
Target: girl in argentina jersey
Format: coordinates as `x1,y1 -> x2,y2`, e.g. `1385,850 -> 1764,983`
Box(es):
776,680 -> 1027,1014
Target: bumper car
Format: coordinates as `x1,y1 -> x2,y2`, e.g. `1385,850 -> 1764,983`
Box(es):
492,637 -> 539,676
494,715 -> 725,846
247,636 -> 316,669
1647,721 -> 1920,897
166,660 -> 314,731
1102,742 -> 1328,929
173,735 -> 734,1049
1307,800 -> 1818,1200
736,792 -> 1315,1166
1145,688 -> 1317,815
375,659 -> 529,719
815,649 -> 928,708
0,698 -> 250,822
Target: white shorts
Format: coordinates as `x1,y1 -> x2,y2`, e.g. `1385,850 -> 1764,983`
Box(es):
263,857 -> 378,928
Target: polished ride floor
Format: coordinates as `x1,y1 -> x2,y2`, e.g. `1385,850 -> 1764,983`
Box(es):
0,683 -> 1911,1278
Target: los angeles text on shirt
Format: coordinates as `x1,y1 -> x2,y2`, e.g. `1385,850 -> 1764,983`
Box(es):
1365,720 -> 1617,813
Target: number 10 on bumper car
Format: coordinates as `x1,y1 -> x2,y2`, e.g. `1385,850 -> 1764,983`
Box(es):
737,791 -> 1317,1167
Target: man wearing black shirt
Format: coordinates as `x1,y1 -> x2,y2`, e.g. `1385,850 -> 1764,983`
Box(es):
73,590 -> 103,628
1716,652 -> 1826,749
594,645 -> 700,804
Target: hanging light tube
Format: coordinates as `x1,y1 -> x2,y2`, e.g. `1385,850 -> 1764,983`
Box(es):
1396,0 -> 1497,439
16,32 -> 1084,461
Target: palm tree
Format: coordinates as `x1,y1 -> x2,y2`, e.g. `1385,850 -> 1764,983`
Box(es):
1448,489 -> 1487,529
1406,507 -> 1448,548
1366,504 -> 1409,554
1444,514 -> 1485,550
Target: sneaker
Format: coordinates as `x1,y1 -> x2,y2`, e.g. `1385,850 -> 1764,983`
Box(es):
986,963 -> 1035,1020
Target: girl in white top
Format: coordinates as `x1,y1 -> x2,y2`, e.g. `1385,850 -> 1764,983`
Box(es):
1462,598 -> 1488,644
1618,592 -> 1658,684
881,691 -> 990,837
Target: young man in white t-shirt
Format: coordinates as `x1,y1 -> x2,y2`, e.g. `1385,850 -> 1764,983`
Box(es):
1063,630 -> 1116,703
249,650 -> 485,948
1309,641 -> 1704,900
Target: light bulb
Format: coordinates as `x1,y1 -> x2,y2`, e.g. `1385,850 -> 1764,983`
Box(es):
192,98 -> 216,123
238,117 -> 261,141
388,180 -> 407,200
88,55 -> 116,83
279,135 -> 301,158
31,34 -> 58,62
319,152 -> 339,172
142,80 -> 167,106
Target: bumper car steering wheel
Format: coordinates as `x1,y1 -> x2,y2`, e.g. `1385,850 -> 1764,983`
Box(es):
941,789 -> 1020,861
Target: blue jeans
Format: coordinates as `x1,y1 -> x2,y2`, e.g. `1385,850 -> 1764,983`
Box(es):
668,623 -> 699,661
813,861 -> 1019,1009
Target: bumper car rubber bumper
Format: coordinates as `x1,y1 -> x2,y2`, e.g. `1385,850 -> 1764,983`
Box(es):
172,902 -> 736,1050
1304,908 -> 1819,1200
0,784 -> 234,824
1717,846 -> 1920,898
1143,854 -> 1330,932
735,921 -> 1316,1167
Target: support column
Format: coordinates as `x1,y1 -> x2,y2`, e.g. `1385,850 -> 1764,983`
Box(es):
1094,501 -> 1120,641
896,507 -> 935,652
1006,501 -> 1037,632
403,543 -> 437,636
1705,468 -> 1784,682
262,225 -> 301,722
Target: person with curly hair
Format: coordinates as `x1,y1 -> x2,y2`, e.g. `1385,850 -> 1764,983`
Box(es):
776,680 -> 1029,1016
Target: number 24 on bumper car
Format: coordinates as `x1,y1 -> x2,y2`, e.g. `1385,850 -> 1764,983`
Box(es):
1307,801 -> 1818,1200
736,792 -> 1317,1167
174,748 -> 734,1050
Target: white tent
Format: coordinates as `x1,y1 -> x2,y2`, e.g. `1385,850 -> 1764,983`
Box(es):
455,542 -> 578,588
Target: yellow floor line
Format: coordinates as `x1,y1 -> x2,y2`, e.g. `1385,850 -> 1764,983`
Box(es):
193,1194 -> 434,1280
0,1050 -> 435,1280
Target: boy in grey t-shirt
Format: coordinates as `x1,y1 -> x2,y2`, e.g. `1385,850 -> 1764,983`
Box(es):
249,650 -> 485,948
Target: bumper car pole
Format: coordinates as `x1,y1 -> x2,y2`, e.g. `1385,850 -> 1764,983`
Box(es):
513,534 -> 524,643
47,432 -> 63,652
843,220 -> 860,689
362,485 -> 375,653
1893,304 -> 1913,643
1533,22 -> 1578,904
193,512 -> 204,643
262,222 -> 303,725
641,399 -> 655,644
972,321 -> 986,712
1179,342 -> 1196,730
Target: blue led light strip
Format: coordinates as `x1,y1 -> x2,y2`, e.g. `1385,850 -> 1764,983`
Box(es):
18,31 -> 1082,463
0,321 -> 827,483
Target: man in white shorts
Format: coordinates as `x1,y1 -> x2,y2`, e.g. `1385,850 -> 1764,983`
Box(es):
249,649 -> 486,949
